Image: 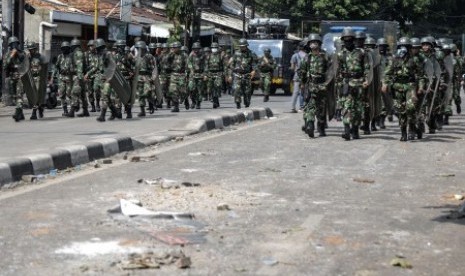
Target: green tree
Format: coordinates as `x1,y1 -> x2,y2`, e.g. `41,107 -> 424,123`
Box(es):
166,0 -> 195,45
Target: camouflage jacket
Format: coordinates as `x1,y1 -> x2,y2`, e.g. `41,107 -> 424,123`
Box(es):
170,52 -> 187,74
453,55 -> 462,82
53,53 -> 75,79
134,53 -> 156,76
337,48 -> 370,85
84,50 -> 96,75
159,51 -> 173,75
204,52 -> 224,73
3,49 -> 25,78
229,49 -> 257,75
29,53 -> 44,77
187,52 -> 204,77
257,54 -> 276,74
299,51 -> 328,84
114,51 -> 133,77
72,48 -> 85,79
383,55 -> 425,88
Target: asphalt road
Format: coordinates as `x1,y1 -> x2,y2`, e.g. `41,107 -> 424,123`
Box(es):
0,95 -> 464,275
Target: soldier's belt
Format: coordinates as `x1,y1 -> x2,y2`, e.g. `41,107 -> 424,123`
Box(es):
343,73 -> 363,78
233,72 -> 251,79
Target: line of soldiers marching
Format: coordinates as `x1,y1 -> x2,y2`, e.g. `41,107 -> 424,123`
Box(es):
3,36 -> 276,122
299,27 -> 462,141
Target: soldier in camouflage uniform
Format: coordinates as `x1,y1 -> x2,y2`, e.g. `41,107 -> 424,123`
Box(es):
168,41 -> 188,112
159,43 -> 173,109
204,42 -> 223,108
68,38 -> 87,117
52,41 -> 74,117
382,37 -> 425,141
3,36 -> 26,121
299,33 -> 329,138
258,48 -> 276,102
336,28 -> 371,140
229,38 -> 257,109
85,40 -> 100,112
450,43 -> 462,115
354,31 -> 373,135
26,42 -> 46,119
377,38 -> 393,128
220,43 -> 232,95
410,37 -> 427,138
114,40 -> 134,119
187,42 -> 204,109
202,47 -> 212,101
364,36 -> 381,132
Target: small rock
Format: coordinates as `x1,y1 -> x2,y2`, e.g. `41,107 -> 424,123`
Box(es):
454,194 -> 464,200
123,153 -> 128,160
390,257 -> 412,269
175,256 -> 191,269
103,159 -> 113,164
175,137 -> 184,142
130,156 -> 141,162
137,178 -> 143,183
217,203 -> 230,211
21,175 -> 37,183
262,257 -> 278,266
182,182 -> 201,187
353,178 -> 375,184
94,163 -> 101,168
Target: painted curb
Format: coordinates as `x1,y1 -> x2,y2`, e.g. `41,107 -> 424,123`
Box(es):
0,107 -> 273,186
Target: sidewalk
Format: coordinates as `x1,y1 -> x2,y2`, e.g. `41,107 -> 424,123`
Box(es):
0,96 -> 276,185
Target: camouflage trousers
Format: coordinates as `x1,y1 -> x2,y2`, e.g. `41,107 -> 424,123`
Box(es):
95,75 -> 114,109
32,76 -> 42,108
136,75 -> 153,107
208,73 -> 223,99
168,74 -> 187,105
445,81 -> 461,115
203,78 -> 210,100
159,74 -> 170,102
58,75 -> 73,107
260,72 -> 272,96
88,77 -> 101,104
233,73 -> 252,106
303,83 -> 326,124
339,85 -> 363,126
7,76 -> 23,109
188,76 -> 203,104
392,82 -> 417,128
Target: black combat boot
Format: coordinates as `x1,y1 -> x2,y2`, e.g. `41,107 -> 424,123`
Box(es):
444,115 -> 449,125
387,114 -> 393,122
352,125 -> 360,139
77,106 -> 90,117
30,108 -> 38,120
125,105 -> 132,119
184,99 -> 190,110
196,101 -> 201,109
116,107 -> 123,119
335,109 -> 342,121
408,123 -> 416,140
66,106 -> 76,118
90,102 -> 96,112
436,114 -> 443,130
137,106 -> 146,117
191,99 -> 197,109
96,99 -> 101,112
306,121 -> 315,138
236,102 -> 241,109
341,124 -> 351,141
156,99 -> 163,109
379,115 -> 386,129
38,106 -> 44,118
213,97 -> 219,109
62,104 -> 68,117
148,101 -> 155,114
371,117 -> 378,131
12,108 -> 22,122
400,126 -> 408,141
166,99 -> 171,109
171,103 -> 180,113
263,95 -> 269,102
109,106 -> 117,120
318,122 -> 326,137
457,104 -> 461,114
96,107 -> 107,122
416,124 -> 423,140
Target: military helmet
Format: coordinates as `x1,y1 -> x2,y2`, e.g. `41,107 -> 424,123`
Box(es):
355,31 -> 367,39
170,41 -> 181,48
211,42 -> 219,48
435,39 -> 442,48
203,47 -> 211,53
61,41 -> 71,49
377,38 -> 388,46
155,43 -> 162,48
238,38 -> 248,46
8,36 -> 19,45
420,36 -> 434,46
70,38 -> 81,47
192,42 -> 201,49
308,33 -> 322,43
451,43 -> 458,52
115,39 -> 126,47
410,37 -> 420,47
340,28 -> 355,39
95,38 -> 106,49
364,37 -> 376,46
162,43 -> 168,49
148,42 -> 157,49
442,43 -> 451,51
181,46 -> 188,52
87,40 -> 95,47
26,41 -> 37,49
135,40 -> 147,48
397,37 -> 411,47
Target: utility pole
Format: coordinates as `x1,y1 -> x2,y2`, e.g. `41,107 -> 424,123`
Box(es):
13,0 -> 25,47
2,0 -> 13,104
94,0 -> 99,40
242,0 -> 246,37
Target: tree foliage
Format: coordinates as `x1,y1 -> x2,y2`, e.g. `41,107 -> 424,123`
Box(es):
166,0 -> 195,44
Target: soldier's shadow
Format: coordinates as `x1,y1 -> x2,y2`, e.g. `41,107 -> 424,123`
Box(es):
423,203 -> 465,226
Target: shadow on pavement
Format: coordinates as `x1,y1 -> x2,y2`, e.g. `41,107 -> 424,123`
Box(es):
425,203 -> 465,225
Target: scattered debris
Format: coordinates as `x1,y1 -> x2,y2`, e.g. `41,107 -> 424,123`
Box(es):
108,199 -> 194,220
454,194 -> 464,200
181,182 -> 201,187
217,203 -> 230,211
130,156 -> 141,162
390,256 -> 412,269
353,178 -> 375,184
188,152 -> 206,156
262,257 -> 278,266
123,153 -> 128,160
130,155 -> 158,162
49,169 -> 58,176
174,137 -> 184,142
102,159 -> 113,164
260,168 -> 282,173
181,169 -> 199,173
94,163 -> 101,168
436,173 -> 455,177
117,250 -> 191,270
21,175 -> 37,183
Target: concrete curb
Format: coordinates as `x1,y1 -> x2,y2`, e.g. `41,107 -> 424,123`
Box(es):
0,107 -> 273,186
